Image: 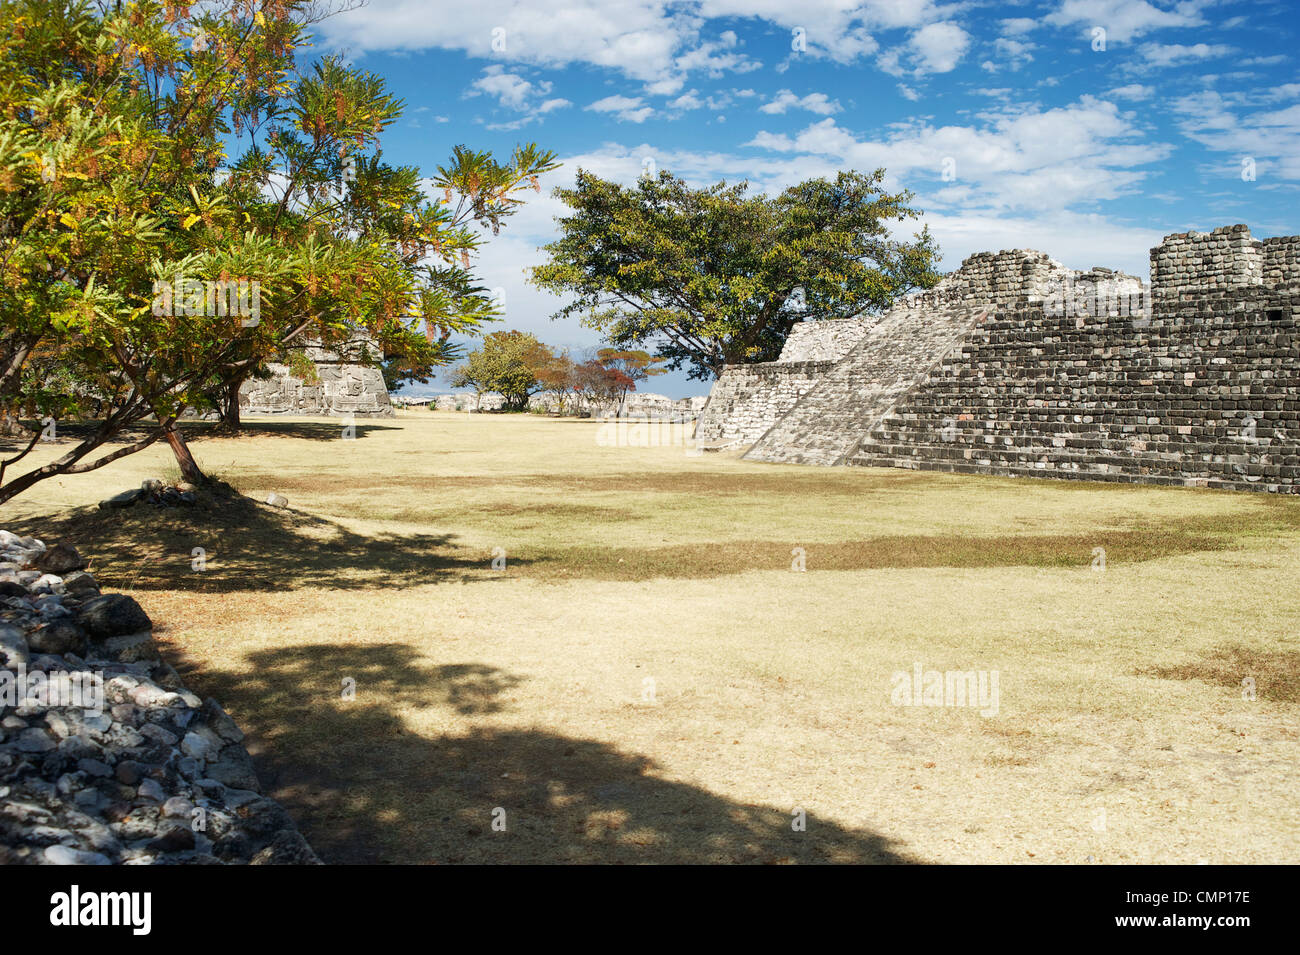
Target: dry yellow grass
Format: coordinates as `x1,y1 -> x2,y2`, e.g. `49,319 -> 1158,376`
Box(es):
3,411 -> 1298,863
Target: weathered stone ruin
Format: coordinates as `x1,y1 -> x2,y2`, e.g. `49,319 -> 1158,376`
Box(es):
0,528 -> 317,864
240,334 -> 393,417
696,224 -> 1300,492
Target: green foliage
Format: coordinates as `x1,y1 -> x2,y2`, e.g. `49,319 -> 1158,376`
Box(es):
531,168 -> 941,380
284,348 -> 320,385
0,0 -> 557,500
449,330 -> 552,411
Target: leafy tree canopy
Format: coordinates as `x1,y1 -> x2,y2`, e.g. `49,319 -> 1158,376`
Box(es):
531,168 -> 941,380
0,0 -> 556,500
449,330 -> 552,411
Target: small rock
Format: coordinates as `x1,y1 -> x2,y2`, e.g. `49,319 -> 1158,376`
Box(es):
44,844 -> 111,865
181,731 -> 217,762
101,631 -> 158,663
34,543 -> 88,576
264,492 -> 288,508
62,572 -> 99,596
138,723 -> 178,747
250,830 -> 320,865
28,620 -> 87,656
17,728 -> 56,753
98,488 -> 144,510
0,624 -> 29,667
147,825 -> 195,853
76,594 -> 152,639
161,796 -> 194,819
137,779 -> 165,802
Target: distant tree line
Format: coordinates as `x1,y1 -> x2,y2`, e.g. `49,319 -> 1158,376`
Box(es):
447,331 -> 666,415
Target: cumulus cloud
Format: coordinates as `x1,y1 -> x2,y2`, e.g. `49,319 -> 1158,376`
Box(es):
745,96 -> 1172,213
1172,89 -> 1300,181
759,90 -> 842,115
1140,42 -> 1236,67
909,22 -> 971,74
1109,83 -> 1154,100
586,94 -> 656,123
468,65 -> 571,129
1045,0 -> 1209,43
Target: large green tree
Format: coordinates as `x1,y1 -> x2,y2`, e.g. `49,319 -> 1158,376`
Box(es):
449,330 -> 551,411
0,0 -> 555,502
531,168 -> 941,380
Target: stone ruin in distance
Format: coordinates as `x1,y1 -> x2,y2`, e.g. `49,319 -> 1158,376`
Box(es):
695,224 -> 1300,492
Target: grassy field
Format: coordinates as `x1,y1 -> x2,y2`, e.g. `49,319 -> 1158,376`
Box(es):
4,411 -> 1298,863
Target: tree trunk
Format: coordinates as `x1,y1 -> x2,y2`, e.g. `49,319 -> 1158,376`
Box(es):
219,381 -> 242,431
0,408 -> 32,438
163,424 -> 206,484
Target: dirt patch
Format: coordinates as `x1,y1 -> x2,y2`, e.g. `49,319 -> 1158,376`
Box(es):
1139,645 -> 1300,704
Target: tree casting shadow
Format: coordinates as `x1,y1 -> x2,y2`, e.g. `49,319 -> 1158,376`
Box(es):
174,642 -> 916,865
6,492 -> 523,593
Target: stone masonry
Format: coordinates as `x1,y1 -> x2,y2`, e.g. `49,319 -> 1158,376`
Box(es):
240,335 -> 393,417
699,224 -> 1300,492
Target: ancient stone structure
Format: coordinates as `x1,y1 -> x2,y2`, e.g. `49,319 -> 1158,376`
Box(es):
0,526 -> 318,864
240,335 -> 393,417
697,224 -> 1300,492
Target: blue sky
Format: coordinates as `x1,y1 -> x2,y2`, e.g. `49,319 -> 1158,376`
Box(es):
311,0 -> 1298,398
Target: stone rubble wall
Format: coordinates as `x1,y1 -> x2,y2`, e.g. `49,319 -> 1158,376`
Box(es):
0,529 -> 318,865
1262,236 -> 1300,292
241,334 -> 393,418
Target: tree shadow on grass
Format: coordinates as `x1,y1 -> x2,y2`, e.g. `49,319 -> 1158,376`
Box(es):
0,418 -> 401,452
5,491 -> 519,593
172,642 -> 915,864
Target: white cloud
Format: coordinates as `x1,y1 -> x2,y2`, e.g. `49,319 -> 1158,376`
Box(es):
745,96 -> 1172,213
1044,0 -> 1209,44
1000,17 -> 1039,35
469,65 -> 571,129
985,36 -> 1035,72
1109,83 -> 1153,100
1140,42 -> 1236,68
909,22 -> 971,75
586,94 -> 655,123
759,89 -> 842,115
313,0 -> 977,87
469,65 -> 550,110
670,91 -> 704,110
1172,89 -> 1300,181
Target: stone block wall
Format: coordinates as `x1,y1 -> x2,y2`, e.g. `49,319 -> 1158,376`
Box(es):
695,361 -> 837,443
241,334 -> 393,417
848,290 -> 1300,492
744,304 -> 990,465
699,223 -> 1300,492
1263,236 -> 1300,292
1151,224 -> 1265,303
779,316 -> 880,362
